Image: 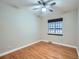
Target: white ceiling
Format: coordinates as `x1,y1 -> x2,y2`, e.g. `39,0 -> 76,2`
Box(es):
0,0 -> 79,15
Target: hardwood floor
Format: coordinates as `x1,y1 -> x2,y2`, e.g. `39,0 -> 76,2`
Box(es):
0,41 -> 78,59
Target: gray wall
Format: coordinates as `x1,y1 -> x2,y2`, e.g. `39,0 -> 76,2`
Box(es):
0,3 -> 41,54
40,10 -> 77,46
77,8 -> 79,54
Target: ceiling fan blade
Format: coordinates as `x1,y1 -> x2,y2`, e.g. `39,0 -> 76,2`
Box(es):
32,8 -> 39,10
46,0 -> 54,4
51,2 -> 56,6
49,9 -> 53,12
38,1 -> 41,4
41,0 -> 44,4
26,3 -> 40,7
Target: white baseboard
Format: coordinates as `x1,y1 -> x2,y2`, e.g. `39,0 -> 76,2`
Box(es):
77,50 -> 79,57
43,40 -> 77,48
0,40 -> 77,57
0,40 -> 41,57
43,40 -> 79,56
78,52 -> 79,57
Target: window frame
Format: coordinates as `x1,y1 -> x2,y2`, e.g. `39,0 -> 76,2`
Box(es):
48,18 -> 63,36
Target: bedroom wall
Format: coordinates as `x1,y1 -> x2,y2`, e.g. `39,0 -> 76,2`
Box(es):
40,10 -> 77,46
0,3 -> 41,54
77,8 -> 79,54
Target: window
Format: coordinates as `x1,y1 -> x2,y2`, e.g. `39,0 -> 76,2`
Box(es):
48,18 -> 63,36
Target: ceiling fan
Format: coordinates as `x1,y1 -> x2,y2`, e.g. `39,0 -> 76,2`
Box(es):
32,0 -> 56,12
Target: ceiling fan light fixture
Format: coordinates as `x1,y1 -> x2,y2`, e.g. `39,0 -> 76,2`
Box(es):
42,7 -> 46,12
32,0 -> 56,12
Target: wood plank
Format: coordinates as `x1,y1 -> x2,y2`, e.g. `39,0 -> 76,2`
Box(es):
0,41 -> 78,59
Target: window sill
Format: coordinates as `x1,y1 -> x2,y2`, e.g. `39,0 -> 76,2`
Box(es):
48,33 -> 63,36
